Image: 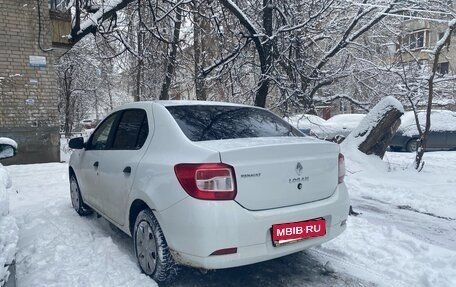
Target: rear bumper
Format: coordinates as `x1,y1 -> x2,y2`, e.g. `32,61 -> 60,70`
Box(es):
156,183 -> 350,269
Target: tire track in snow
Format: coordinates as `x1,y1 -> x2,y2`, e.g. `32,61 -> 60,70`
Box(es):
308,248 -> 408,287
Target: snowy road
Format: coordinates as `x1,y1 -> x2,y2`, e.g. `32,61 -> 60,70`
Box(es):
5,151 -> 456,286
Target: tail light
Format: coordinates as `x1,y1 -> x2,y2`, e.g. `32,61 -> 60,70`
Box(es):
174,163 -> 237,200
338,153 -> 345,184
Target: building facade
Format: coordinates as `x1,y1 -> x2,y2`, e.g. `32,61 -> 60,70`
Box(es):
0,0 -> 69,164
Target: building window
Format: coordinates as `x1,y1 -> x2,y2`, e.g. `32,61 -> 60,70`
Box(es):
401,30 -> 428,50
410,31 -> 424,49
437,62 -> 450,75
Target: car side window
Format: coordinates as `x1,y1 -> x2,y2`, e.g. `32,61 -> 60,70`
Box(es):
87,113 -> 118,150
112,109 -> 148,150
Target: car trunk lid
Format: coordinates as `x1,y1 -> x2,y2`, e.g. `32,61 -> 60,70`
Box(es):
195,137 -> 340,211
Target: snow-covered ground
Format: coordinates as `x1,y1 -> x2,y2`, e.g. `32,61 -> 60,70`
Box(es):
317,150 -> 456,286
7,163 -> 155,287
4,149 -> 456,286
0,137 -> 18,285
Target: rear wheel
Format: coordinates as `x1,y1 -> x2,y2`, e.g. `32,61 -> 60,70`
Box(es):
134,209 -> 177,282
69,174 -> 93,216
406,139 -> 418,152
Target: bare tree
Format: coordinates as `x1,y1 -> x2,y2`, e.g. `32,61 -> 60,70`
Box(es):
68,0 -> 409,109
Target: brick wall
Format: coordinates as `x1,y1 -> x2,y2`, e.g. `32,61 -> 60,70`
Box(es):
0,0 -> 60,164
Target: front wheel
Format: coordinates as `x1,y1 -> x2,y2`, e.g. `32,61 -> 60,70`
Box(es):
134,209 -> 177,282
69,174 -> 93,216
406,139 -> 419,152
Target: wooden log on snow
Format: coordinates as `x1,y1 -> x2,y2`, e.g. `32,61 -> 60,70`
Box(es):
343,96 -> 404,159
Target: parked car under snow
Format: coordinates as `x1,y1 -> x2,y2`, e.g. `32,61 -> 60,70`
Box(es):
324,114 -> 366,141
0,138 -> 18,287
286,113 -> 366,142
284,114 -> 328,136
390,110 -> 456,152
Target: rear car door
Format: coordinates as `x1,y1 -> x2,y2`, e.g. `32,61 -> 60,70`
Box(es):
96,109 -> 150,226
426,130 -> 447,150
78,113 -> 119,210
445,130 -> 456,149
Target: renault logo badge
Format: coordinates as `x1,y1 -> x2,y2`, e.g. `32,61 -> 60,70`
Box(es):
295,162 -> 303,175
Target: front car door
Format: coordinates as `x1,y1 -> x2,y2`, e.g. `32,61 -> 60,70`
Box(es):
78,112 -> 120,211
96,109 -> 150,226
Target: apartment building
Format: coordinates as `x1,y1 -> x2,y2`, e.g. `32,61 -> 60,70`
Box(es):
0,0 -> 71,164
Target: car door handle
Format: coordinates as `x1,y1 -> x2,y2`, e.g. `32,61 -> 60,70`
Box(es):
93,161 -> 99,168
123,166 -> 131,174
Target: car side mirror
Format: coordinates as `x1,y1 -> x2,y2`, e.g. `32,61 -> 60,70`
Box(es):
69,137 -> 85,149
0,143 -> 17,160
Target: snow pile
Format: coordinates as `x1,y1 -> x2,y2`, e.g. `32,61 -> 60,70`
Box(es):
0,166 -> 12,216
0,163 -> 18,285
399,110 -> 456,136
60,137 -> 71,162
0,215 -> 18,285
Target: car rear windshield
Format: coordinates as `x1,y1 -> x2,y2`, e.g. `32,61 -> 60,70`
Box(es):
166,105 -> 303,141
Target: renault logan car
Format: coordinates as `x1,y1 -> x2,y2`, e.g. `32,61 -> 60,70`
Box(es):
68,101 -> 350,282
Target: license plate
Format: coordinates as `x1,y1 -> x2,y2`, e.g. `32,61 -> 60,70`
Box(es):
272,218 -> 326,246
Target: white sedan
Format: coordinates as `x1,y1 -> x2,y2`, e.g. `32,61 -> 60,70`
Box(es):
68,101 -> 350,282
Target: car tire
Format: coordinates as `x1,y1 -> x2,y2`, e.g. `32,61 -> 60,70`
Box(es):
134,209 -> 177,282
406,139 -> 418,152
69,174 -> 93,216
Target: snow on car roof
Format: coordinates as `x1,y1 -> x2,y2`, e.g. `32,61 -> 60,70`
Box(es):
400,110 -> 456,135
326,113 -> 366,131
327,113 -> 366,123
0,137 -> 17,149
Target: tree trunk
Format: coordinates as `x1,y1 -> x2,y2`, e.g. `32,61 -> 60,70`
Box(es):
217,0 -> 273,108
344,96 -> 404,159
254,0 -> 273,108
415,20 -> 456,170
357,109 -> 402,159
63,66 -> 74,138
194,2 -> 207,101
134,31 -> 144,102
160,6 -> 182,100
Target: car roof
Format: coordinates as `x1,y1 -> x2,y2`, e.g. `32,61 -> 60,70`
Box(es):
154,100 -> 251,108
111,100 -> 255,112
